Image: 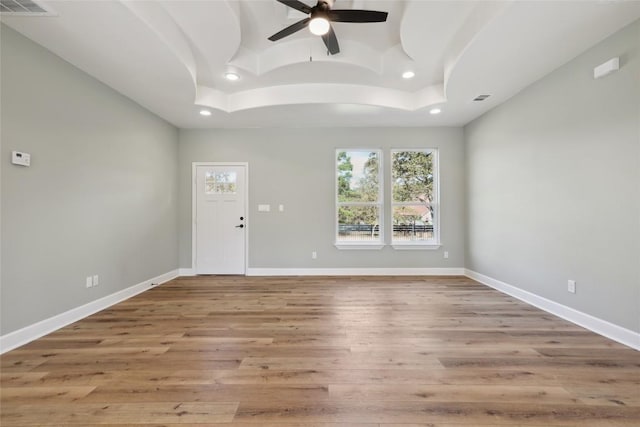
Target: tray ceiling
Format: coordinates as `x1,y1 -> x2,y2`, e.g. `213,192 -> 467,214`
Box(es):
2,0 -> 639,128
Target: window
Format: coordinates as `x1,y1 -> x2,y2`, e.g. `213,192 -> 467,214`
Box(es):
205,171 -> 237,194
391,149 -> 439,248
335,149 -> 383,249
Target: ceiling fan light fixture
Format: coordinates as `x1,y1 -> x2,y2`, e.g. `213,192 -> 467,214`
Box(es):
225,72 -> 240,81
429,108 -> 442,115
309,16 -> 330,36
402,71 -> 415,79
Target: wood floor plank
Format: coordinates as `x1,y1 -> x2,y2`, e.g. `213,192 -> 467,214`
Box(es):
1,402 -> 239,425
328,384 -> 577,404
0,386 -> 96,403
238,355 -> 444,370
0,372 -> 48,386
1,275 -> 638,426
92,424 -> 377,427
566,384 -> 640,407
80,384 -> 329,404
233,400 -> 640,424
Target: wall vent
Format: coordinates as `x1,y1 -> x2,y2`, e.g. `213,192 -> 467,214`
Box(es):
473,94 -> 491,102
0,0 -> 53,15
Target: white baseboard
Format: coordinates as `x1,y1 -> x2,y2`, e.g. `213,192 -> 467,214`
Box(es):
178,268 -> 196,276
0,269 -> 179,354
246,267 -> 465,276
465,269 -> 640,351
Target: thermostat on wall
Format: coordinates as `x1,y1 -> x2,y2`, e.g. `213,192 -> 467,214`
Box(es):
12,151 -> 31,167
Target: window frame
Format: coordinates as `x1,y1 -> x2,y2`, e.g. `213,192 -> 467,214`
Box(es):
390,148 -> 441,250
334,148 -> 384,250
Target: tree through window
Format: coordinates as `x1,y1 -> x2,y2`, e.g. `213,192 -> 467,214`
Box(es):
391,149 -> 439,245
336,149 -> 382,244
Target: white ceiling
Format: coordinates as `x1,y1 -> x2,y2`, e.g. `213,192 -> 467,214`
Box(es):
2,0 -> 639,128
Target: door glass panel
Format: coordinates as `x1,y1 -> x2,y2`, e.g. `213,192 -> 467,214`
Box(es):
205,171 -> 237,194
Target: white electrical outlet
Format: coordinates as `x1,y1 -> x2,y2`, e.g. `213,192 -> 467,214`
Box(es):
311,251 -> 317,259
444,251 -> 449,259
86,276 -> 93,288
279,204 -> 284,212
93,275 -> 99,286
568,280 -> 576,294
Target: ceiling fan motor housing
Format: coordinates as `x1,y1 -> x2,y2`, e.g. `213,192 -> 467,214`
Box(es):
318,0 -> 334,10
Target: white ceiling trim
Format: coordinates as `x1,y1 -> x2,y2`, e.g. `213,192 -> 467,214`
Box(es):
195,82 -> 445,113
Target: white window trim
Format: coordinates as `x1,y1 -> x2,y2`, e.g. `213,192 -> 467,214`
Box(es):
335,148 -> 384,250
391,243 -> 441,250
334,243 -> 385,250
390,148 -> 441,249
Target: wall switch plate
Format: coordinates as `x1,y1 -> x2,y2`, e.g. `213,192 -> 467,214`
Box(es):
444,251 -> 449,259
258,204 -> 270,212
568,280 -> 576,294
311,251 -> 317,259
594,57 -> 619,79
11,151 -> 31,167
86,276 -> 93,288
93,275 -> 99,286
279,204 -> 284,212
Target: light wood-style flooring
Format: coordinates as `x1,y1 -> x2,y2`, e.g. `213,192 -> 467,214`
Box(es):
1,275 -> 639,426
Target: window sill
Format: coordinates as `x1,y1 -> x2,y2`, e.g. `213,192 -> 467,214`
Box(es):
335,243 -> 385,250
391,243 -> 441,250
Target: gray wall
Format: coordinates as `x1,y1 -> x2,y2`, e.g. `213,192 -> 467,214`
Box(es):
179,127 -> 465,269
1,26 -> 179,335
465,21 -> 639,332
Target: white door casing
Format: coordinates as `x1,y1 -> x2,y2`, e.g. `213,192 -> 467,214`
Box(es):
193,163 -> 248,274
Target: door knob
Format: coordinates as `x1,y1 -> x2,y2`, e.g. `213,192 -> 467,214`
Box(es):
235,224 -> 244,228
240,216 -> 244,220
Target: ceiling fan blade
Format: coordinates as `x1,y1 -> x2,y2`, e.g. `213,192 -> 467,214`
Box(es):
276,0 -> 312,14
327,10 -> 388,23
322,25 -> 340,55
268,17 -> 311,41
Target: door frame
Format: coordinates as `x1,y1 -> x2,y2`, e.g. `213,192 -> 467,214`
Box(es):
191,162 -> 249,275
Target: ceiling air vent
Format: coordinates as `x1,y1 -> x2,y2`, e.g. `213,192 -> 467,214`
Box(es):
0,0 -> 52,15
473,94 -> 491,102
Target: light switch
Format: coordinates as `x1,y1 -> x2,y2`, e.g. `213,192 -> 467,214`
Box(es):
11,151 -> 31,167
258,204 -> 271,212
279,204 -> 284,212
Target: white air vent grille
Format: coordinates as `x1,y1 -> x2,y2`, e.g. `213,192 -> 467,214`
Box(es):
0,0 -> 52,15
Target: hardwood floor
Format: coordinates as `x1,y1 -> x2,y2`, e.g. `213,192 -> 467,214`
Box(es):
1,275 -> 639,426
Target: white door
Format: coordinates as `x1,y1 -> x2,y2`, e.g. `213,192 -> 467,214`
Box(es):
194,164 -> 247,274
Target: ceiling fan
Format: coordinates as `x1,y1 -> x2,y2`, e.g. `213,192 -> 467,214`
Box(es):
268,0 -> 388,55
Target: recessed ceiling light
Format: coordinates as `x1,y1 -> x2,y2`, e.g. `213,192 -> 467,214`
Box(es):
429,108 -> 441,115
402,71 -> 415,79
309,16 -> 330,36
225,72 -> 240,81
199,109 -> 212,116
